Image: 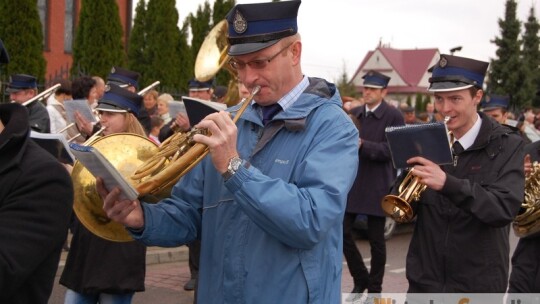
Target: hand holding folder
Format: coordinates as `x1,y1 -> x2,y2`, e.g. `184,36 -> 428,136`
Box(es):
385,122 -> 453,169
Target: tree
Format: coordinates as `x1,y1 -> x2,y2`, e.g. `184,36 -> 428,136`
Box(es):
176,19 -> 194,95
336,66 -> 358,98
211,0 -> 236,90
189,1 -> 212,62
414,93 -> 423,112
128,0 -> 149,86
487,0 -> 522,109
0,0 -> 46,83
144,0 -> 184,90
522,6 -> 540,107
71,0 -> 125,78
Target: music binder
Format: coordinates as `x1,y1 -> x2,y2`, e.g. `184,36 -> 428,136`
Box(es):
69,143 -> 139,201
30,131 -> 75,164
182,97 -> 227,127
385,123 -> 453,169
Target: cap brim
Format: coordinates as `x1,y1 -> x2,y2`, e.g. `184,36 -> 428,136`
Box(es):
363,84 -> 385,89
6,87 -> 25,93
228,39 -> 280,56
107,80 -> 130,88
482,106 -> 506,112
95,103 -> 128,113
428,82 -> 473,92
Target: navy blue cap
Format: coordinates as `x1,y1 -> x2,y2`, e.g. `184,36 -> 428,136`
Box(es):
96,84 -> 142,117
188,78 -> 214,91
107,66 -> 140,89
481,95 -> 509,111
428,54 -> 489,92
6,74 -> 37,93
362,71 -> 390,89
226,0 -> 301,56
0,39 -> 9,64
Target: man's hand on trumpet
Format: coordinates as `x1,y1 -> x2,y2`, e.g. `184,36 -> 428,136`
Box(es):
193,111 -> 239,175
407,156 -> 447,191
96,177 -> 145,230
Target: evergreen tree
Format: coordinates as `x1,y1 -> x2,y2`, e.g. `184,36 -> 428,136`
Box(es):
189,1 -> 212,62
0,0 -> 46,83
211,0 -> 236,91
177,19 -> 194,94
128,0 -> 149,86
406,95 -> 412,107
522,6 -> 540,107
414,93 -> 423,112
487,0 -> 522,109
144,0 -> 183,90
423,94 -> 432,109
71,0 -> 125,78
336,68 -> 358,98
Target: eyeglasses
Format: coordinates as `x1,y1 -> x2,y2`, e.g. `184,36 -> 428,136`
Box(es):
228,42 -> 293,71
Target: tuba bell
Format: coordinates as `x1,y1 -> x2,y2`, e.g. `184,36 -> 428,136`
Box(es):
513,161 -> 540,238
381,168 -> 427,223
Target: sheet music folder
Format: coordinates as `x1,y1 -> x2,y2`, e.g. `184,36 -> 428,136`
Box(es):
182,97 -> 227,127
30,131 -> 75,164
69,143 -> 139,201
385,122 -> 453,169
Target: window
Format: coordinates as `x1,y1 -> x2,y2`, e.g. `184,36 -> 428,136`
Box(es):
37,0 -> 49,50
64,0 -> 75,53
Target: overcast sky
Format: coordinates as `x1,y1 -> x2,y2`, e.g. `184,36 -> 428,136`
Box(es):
171,0 -> 537,82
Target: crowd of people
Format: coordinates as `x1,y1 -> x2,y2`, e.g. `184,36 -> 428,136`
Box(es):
1,0 -> 540,304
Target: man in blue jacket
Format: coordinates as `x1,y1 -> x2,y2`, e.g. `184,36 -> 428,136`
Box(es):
99,1 -> 359,303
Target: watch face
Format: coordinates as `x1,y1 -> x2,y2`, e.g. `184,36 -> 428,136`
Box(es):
230,157 -> 242,171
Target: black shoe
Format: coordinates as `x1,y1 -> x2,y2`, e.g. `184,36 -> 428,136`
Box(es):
183,278 -> 196,291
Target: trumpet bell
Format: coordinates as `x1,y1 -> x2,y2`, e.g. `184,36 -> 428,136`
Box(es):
381,194 -> 415,223
72,133 -> 160,242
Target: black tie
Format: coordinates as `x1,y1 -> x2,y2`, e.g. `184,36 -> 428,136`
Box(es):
452,140 -> 464,155
366,111 -> 374,118
262,104 -> 282,125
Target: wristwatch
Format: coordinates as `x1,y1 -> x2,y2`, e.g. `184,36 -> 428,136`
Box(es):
222,156 -> 242,181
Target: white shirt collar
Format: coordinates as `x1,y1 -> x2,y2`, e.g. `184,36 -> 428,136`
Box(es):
455,113 -> 482,150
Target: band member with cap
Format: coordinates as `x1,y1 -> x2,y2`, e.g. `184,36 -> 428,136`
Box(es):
480,94 -> 510,124
106,66 -> 140,93
60,84 -> 147,304
404,54 -> 524,293
344,71 -> 404,301
0,102 -> 73,303
98,1 -> 359,303
188,78 -> 214,100
6,74 -> 51,133
508,86 -> 540,294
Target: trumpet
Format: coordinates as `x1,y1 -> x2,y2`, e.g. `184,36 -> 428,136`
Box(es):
138,81 -> 160,96
380,116 -> 451,223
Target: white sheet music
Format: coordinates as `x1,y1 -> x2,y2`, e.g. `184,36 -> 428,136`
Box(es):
64,99 -> 96,124
168,100 -> 187,120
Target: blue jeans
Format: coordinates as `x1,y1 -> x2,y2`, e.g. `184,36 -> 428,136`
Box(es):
64,289 -> 134,304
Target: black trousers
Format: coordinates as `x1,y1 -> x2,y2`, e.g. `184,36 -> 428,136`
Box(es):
188,239 -> 201,278
343,212 -> 386,293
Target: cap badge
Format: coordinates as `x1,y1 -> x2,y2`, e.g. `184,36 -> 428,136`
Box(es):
439,57 -> 448,68
233,11 -> 247,34
105,85 -> 111,92
110,67 -> 116,74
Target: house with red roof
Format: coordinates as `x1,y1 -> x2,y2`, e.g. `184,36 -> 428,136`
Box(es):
350,47 -> 440,104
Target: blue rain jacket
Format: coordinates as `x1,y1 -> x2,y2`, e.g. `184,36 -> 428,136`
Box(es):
133,77 -> 359,303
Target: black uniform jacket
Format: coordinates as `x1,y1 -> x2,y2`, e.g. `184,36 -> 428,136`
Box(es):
508,140 -> 540,293
346,101 -> 405,216
407,113 -> 525,292
0,103 -> 73,303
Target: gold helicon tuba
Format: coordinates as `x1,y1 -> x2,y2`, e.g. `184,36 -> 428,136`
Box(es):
513,161 -> 540,238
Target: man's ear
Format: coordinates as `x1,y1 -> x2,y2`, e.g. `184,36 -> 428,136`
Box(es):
473,89 -> 484,106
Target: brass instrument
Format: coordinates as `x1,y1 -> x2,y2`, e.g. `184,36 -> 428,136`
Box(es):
513,161 -> 540,238
132,85 -> 260,196
71,133 -> 160,242
380,116 -> 451,223
71,19 -> 260,242
21,83 -> 61,106
194,19 -> 239,106
138,81 -> 160,96
381,168 -> 426,223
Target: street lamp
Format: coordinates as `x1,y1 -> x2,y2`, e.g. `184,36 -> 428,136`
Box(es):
450,46 -> 463,55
